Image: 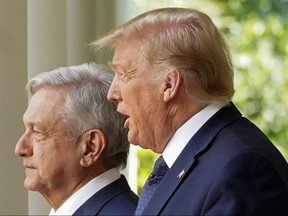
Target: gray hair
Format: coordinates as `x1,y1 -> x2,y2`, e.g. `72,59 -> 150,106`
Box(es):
26,62 -> 129,169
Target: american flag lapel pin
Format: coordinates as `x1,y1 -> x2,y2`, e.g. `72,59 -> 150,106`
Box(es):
177,169 -> 185,179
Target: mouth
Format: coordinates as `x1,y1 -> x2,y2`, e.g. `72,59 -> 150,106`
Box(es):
24,163 -> 35,169
117,108 -> 130,129
124,117 -> 130,129
25,166 -> 35,171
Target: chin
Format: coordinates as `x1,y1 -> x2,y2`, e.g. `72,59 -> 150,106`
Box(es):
127,134 -> 138,146
24,179 -> 41,192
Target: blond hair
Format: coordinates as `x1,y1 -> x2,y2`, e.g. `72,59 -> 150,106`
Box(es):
92,7 -> 234,103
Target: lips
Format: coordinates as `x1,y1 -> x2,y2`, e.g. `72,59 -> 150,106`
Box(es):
25,166 -> 34,169
24,162 -> 35,169
117,107 -> 130,129
124,117 -> 130,129
25,167 -> 35,171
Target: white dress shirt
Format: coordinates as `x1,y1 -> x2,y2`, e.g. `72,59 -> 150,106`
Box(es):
49,168 -> 121,216
163,102 -> 227,168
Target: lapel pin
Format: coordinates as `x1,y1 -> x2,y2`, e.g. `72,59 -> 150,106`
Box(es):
177,169 -> 185,179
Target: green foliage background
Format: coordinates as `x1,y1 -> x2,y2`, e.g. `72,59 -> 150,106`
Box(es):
132,0 -> 288,194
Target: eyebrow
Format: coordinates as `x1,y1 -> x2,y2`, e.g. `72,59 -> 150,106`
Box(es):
23,113 -> 37,126
108,61 -> 137,74
108,61 -> 116,70
23,114 -> 42,130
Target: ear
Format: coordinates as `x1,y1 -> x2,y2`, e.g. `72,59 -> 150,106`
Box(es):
80,129 -> 107,168
163,70 -> 182,102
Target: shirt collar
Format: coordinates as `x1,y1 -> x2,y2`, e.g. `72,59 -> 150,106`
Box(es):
49,167 -> 121,216
163,102 -> 227,168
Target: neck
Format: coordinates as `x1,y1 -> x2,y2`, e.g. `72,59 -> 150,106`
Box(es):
42,164 -> 109,210
155,101 -> 208,153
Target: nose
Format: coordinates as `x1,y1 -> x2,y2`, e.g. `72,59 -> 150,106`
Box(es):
107,78 -> 122,102
15,132 -> 33,157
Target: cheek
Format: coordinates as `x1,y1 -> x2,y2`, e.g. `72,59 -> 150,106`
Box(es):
129,90 -> 161,127
38,155 -> 57,180
35,144 -> 61,177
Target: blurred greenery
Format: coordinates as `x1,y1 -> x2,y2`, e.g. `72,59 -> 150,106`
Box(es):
136,149 -> 159,193
132,0 -> 288,194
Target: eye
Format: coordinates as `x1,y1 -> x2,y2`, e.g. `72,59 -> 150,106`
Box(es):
32,129 -> 48,142
120,73 -> 126,79
32,126 -> 45,135
33,129 -> 43,135
115,71 -> 126,80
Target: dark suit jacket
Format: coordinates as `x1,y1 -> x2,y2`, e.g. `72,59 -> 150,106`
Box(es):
143,102 -> 288,215
73,175 -> 138,215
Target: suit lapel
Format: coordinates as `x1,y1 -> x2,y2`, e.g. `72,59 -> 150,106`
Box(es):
143,102 -> 242,215
72,175 -> 130,215
142,145 -> 195,215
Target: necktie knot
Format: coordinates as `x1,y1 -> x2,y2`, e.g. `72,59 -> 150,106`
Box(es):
153,155 -> 169,175
148,156 -> 169,185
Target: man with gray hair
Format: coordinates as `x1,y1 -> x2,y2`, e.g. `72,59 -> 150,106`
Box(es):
15,62 -> 138,215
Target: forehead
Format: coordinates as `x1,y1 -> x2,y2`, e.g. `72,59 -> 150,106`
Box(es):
24,87 -> 66,126
111,39 -> 145,71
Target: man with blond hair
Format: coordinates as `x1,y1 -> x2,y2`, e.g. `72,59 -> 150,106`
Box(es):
92,7 -> 288,215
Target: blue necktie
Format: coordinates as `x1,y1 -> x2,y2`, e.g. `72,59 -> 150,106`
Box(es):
135,155 -> 169,215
